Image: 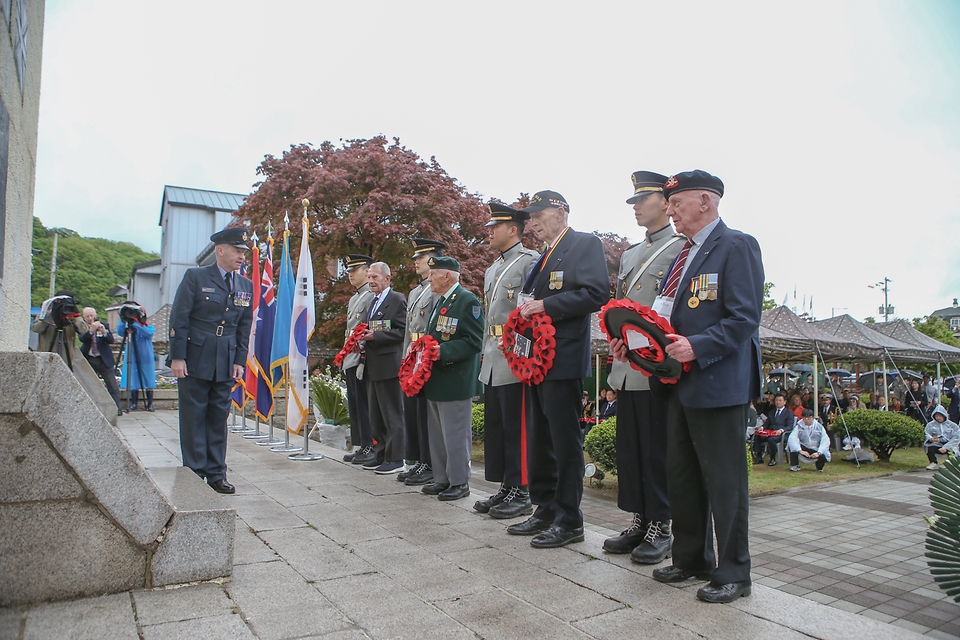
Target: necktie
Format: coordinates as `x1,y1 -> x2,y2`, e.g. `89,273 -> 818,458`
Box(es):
224,272 -> 233,292
368,295 -> 381,321
660,239 -> 694,299
91,333 -> 99,357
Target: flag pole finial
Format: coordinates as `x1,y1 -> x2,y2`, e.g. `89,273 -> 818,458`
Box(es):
251,231 -> 259,244
301,198 -> 310,217
283,212 -> 289,230
266,221 -> 273,238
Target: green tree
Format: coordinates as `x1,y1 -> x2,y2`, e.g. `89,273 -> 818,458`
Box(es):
762,282 -> 777,310
31,217 -> 158,313
914,316 -> 960,348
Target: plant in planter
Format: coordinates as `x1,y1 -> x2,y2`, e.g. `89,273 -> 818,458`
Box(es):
839,409 -> 925,462
310,367 -> 350,449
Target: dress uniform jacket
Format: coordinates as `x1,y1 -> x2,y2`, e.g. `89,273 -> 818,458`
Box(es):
423,284 -> 484,402
480,242 -> 538,387
666,220 -> 763,408
341,283 -> 373,371
363,289 -> 407,381
403,279 -> 440,355
168,264 -> 254,382
526,228 -> 610,379
607,226 -> 684,392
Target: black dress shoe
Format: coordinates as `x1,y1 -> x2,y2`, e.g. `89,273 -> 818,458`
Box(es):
208,479 -> 235,494
652,565 -> 712,583
767,459 -> 777,466
506,516 -> 552,536
631,521 -> 672,564
697,581 -> 752,603
531,525 -> 585,548
404,465 -> 434,486
474,485 -> 509,513
438,483 -> 470,501
421,482 -> 450,496
603,514 -> 647,554
752,457 -> 764,465
488,487 -> 533,520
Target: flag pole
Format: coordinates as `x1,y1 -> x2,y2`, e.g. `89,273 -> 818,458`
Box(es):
244,230 -> 269,440
271,364 -> 302,454
290,198 -> 323,461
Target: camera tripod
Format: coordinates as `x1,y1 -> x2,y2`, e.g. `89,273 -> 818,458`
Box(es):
116,321 -> 150,412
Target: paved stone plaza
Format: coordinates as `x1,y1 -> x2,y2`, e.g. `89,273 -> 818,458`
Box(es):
0,409 -> 956,639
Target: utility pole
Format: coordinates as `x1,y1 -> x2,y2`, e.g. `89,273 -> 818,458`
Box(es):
868,278 -> 893,321
48,233 -> 59,298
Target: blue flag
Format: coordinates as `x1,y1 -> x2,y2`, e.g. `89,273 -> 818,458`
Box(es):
270,228 -> 295,390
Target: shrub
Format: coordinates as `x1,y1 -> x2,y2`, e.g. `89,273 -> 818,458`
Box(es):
472,402 -> 484,443
584,417 -> 618,476
839,409 -> 925,461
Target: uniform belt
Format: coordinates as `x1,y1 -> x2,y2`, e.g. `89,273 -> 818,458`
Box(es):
191,319 -> 237,337
409,332 -> 424,341
489,325 -> 504,337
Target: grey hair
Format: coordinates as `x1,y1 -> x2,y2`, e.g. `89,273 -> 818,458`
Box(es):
369,262 -> 391,277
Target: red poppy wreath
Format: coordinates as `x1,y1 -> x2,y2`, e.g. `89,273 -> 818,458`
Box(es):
597,298 -> 690,384
399,335 -> 440,397
503,308 -> 557,385
334,322 -> 368,368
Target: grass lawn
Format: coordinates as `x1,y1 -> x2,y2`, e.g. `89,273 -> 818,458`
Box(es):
473,441 -> 932,499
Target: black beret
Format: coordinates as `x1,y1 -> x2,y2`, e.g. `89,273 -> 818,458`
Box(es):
412,238 -> 446,259
210,227 -> 250,249
342,254 -> 373,271
626,171 -> 669,204
663,170 -> 724,199
519,190 -> 570,213
485,202 -> 530,227
427,255 -> 460,272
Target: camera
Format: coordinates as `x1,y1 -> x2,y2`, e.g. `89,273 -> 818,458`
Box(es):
119,301 -> 146,325
47,295 -> 81,330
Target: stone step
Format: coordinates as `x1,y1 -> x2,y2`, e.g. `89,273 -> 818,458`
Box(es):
146,467 -> 236,587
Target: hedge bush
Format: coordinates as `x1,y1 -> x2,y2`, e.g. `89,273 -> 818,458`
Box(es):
839,409 -> 926,461
472,402 -> 484,443
584,417 -> 618,476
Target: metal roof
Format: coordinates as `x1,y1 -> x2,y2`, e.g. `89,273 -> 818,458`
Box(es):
160,185 -> 248,224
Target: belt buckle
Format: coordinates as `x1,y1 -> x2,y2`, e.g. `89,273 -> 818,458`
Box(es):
216,325 -> 224,336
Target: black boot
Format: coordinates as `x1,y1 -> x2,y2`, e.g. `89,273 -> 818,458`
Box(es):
603,513 -> 647,554
631,520 -> 673,564
473,485 -> 509,513
488,486 -> 534,520
146,390 -> 155,412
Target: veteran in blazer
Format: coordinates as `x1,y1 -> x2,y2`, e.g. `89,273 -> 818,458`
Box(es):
398,238 -> 446,486
506,190 -> 610,549
476,203 -> 538,519
649,170 -> 763,604
340,255 -> 376,466
420,256 -> 484,502
168,228 -> 254,494
604,171 -> 684,562
360,262 -> 408,474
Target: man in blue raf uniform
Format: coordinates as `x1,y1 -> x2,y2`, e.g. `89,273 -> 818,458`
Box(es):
648,170 -> 763,603
506,190 -> 609,548
168,228 -> 254,494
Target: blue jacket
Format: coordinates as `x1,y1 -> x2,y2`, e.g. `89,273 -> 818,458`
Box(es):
667,220 -> 764,409
120,322 -> 156,389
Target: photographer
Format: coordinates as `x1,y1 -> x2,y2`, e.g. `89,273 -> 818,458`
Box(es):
79,307 -> 123,415
118,303 -> 157,411
32,289 -> 88,368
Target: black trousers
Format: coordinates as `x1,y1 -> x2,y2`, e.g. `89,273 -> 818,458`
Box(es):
178,376 -> 232,482
615,387 -> 670,521
527,378 -> 584,529
344,365 -> 373,448
790,445 -> 826,470
927,443 -> 949,463
403,392 -> 432,465
366,376 -> 405,463
667,396 -> 751,585
484,383 -> 525,487
753,434 -> 782,460
85,354 -> 122,410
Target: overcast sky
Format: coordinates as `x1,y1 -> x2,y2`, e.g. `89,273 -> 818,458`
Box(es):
33,0 -> 960,322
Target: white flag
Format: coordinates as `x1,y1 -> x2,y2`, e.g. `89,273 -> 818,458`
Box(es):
286,216 -> 315,434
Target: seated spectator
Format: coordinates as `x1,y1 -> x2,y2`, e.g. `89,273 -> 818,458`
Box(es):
754,393 -> 794,466
889,396 -> 902,413
582,392 -> 595,420
599,389 -> 617,420
801,390 -> 813,410
597,389 -> 609,418
757,392 -> 775,416
838,389 -> 851,412
817,394 -> 834,426
873,394 -> 889,411
846,396 -> 862,412
924,405 -> 960,471
789,394 -> 805,420
787,409 -> 831,472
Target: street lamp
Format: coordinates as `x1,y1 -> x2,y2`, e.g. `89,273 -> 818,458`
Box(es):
868,278 -> 894,321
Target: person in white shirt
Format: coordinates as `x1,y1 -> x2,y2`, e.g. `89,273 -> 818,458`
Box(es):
787,410 -> 830,472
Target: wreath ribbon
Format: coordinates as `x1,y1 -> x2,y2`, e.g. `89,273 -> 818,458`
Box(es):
334,322 -> 368,368
597,298 -> 690,384
502,308 -> 557,386
399,335 -> 440,397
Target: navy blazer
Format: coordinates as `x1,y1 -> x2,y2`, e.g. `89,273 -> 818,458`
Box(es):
668,219 -> 764,408
527,228 -> 609,380
363,289 -> 407,381
766,406 -> 795,433
79,325 -> 117,369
